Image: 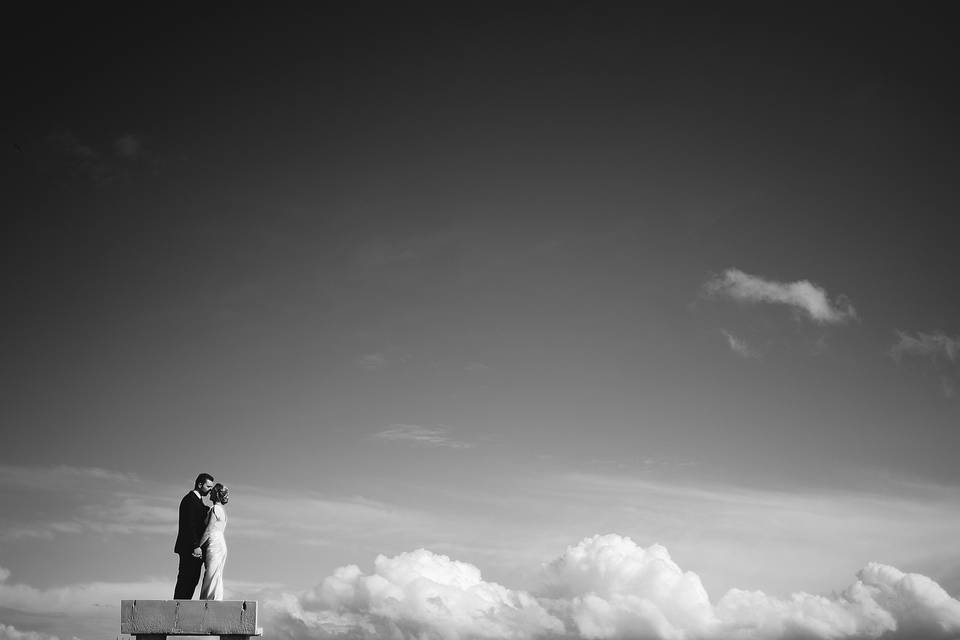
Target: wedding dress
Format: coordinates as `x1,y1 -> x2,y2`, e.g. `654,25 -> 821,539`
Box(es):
199,503 -> 227,600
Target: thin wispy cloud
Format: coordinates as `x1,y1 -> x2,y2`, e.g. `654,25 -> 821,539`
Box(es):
941,377 -> 957,398
464,361 -> 491,372
113,133 -> 142,158
44,131 -> 149,185
720,329 -> 762,359
0,467 -> 180,542
45,131 -> 112,184
0,566 -> 170,615
0,463 -> 139,490
0,567 -> 217,640
588,456 -> 698,471
355,352 -> 389,371
703,268 -> 858,324
890,331 -> 959,398
0,570 -> 280,640
0,623 -> 59,640
373,424 -> 475,449
0,523 -> 84,543
350,231 -> 469,269
0,464 -> 434,548
890,330 -> 959,363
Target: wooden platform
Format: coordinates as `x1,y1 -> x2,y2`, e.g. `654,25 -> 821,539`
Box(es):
120,600 -> 261,638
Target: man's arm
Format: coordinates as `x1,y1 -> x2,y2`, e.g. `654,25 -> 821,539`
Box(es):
182,496 -> 205,551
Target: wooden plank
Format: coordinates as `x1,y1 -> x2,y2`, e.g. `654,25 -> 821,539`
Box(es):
120,600 -> 259,635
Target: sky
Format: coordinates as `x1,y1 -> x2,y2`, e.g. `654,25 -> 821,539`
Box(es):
2,6 -> 960,640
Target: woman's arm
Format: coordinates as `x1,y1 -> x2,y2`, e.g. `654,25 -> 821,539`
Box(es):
197,507 -> 217,548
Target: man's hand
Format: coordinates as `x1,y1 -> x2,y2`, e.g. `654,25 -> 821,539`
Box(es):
192,547 -> 203,558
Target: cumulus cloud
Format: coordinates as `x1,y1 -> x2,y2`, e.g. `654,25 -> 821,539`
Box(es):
0,624 -> 59,640
265,535 -> 960,640
267,548 -> 563,639
716,562 -> 960,640
889,331 -> 959,363
541,534 -> 716,639
703,269 -> 857,324
720,330 -> 762,359
373,425 -> 475,449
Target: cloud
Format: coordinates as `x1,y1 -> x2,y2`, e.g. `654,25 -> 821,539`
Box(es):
942,377 -> 957,398
267,548 -> 563,640
0,566 -> 169,616
0,463 -> 431,548
0,624 -> 59,640
0,464 -> 173,542
373,425 -> 475,449
46,131 -> 97,160
44,131 -> 114,185
355,353 -> 389,371
231,489 -> 433,545
541,534 -> 716,639
716,562 -> 960,640
0,528 -> 55,543
889,331 -> 959,363
0,569 -> 285,640
0,567 -> 179,640
4,464 -> 960,639
350,231 -> 468,269
113,134 -> 141,158
889,331 -> 959,398
264,535 -> 960,640
588,457 -> 698,472
0,463 -> 139,491
703,269 -> 857,324
43,130 -> 151,185
720,330 -> 762,359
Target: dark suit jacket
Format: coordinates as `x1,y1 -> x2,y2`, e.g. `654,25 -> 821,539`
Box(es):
174,491 -> 209,554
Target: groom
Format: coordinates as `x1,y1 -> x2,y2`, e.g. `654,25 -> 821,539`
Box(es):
173,472 -> 215,599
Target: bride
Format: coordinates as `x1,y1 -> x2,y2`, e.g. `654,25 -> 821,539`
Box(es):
197,483 -> 229,600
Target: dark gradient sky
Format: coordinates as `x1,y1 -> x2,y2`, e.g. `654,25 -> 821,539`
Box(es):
2,6 -> 959,639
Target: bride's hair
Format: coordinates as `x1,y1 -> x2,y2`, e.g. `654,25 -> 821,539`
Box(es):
211,483 -> 230,505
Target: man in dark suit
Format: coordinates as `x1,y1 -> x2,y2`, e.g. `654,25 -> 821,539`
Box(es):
173,472 -> 215,599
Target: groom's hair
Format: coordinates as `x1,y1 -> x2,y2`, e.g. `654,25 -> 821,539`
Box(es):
195,472 -> 214,488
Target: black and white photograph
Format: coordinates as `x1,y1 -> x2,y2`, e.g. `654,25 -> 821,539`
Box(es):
2,6 -> 959,640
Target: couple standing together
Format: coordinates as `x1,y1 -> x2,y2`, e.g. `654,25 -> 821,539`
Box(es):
173,473 -> 230,600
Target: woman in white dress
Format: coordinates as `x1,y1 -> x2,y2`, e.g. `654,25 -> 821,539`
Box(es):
198,483 -> 228,600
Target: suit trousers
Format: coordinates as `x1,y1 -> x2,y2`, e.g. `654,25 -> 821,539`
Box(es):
174,552 -> 204,599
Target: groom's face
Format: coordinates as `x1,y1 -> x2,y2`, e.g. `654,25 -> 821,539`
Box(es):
198,479 -> 215,496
